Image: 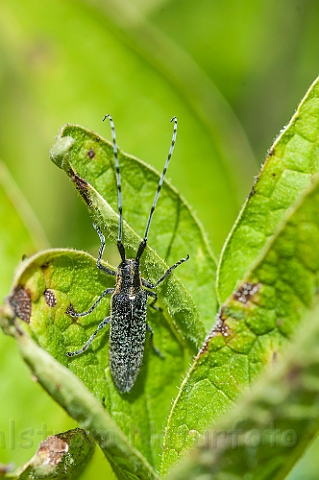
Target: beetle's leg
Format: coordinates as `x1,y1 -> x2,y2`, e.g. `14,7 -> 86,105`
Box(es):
66,288 -> 114,317
93,223 -> 116,276
142,254 -> 189,289
146,289 -> 161,311
146,323 -> 164,358
66,315 -> 111,357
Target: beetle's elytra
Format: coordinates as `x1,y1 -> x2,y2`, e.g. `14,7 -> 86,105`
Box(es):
66,115 -> 189,393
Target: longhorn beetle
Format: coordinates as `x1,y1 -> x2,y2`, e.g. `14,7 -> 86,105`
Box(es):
66,115 -> 189,393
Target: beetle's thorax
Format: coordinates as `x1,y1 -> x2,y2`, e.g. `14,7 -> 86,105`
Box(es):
115,259 -> 142,295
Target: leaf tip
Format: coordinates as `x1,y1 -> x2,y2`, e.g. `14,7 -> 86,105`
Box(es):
50,134 -> 75,169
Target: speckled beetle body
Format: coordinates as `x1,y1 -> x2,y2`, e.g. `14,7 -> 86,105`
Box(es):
66,116 -> 189,393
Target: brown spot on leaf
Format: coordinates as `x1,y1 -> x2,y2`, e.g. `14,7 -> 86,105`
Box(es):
199,338 -> 210,354
8,285 -> 32,323
199,308 -> 230,354
268,146 -> 275,157
87,147 -> 95,159
233,282 -> 261,304
44,289 -> 57,308
41,262 -> 50,270
0,463 -> 13,474
37,435 -> 68,467
67,168 -> 92,207
212,308 -> 229,337
246,185 -> 256,201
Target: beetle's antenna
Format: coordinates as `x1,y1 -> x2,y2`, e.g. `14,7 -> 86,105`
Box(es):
136,116 -> 178,261
103,114 -> 125,261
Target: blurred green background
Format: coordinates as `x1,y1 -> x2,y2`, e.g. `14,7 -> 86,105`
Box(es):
0,0 -> 319,477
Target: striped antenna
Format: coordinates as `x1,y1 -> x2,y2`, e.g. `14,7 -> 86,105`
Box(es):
136,116 -> 178,261
103,114 -> 125,261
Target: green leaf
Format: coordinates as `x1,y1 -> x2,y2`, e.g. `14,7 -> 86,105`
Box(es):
1,123 -> 217,476
167,299 -> 319,480
217,75 -> 319,304
161,171 -> 319,475
3,244 -> 198,476
0,161 -> 70,474
7,428 -> 94,480
50,123 -> 217,332
0,305 -> 159,480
